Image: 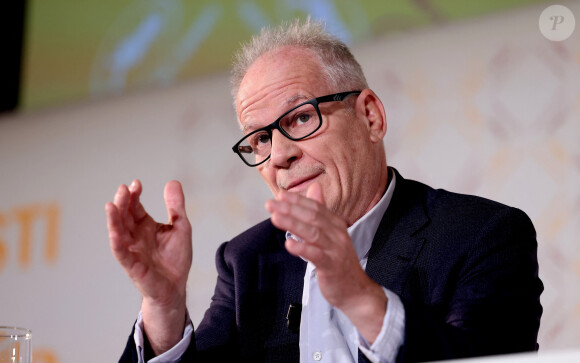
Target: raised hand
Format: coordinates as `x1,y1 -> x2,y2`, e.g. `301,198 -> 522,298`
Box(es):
265,182 -> 387,343
106,180 -> 192,354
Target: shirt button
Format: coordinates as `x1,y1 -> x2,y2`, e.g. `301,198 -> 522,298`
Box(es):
313,351 -> 322,361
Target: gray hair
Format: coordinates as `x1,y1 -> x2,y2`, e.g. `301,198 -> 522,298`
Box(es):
231,17 -> 368,106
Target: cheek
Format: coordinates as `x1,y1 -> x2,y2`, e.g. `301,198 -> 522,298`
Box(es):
258,167 -> 279,194
325,138 -> 365,194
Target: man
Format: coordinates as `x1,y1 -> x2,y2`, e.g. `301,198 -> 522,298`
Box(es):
106,19 -> 543,362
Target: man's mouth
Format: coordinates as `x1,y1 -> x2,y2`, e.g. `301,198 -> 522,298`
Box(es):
285,173 -> 322,192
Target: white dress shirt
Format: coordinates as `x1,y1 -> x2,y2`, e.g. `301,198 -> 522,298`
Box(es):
134,172 -> 405,362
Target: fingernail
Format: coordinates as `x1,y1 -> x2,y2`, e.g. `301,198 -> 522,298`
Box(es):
286,231 -> 304,243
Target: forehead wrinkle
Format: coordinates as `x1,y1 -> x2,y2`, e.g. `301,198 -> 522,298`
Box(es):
238,86 -> 314,132
238,71 -> 303,110
238,81 -> 290,121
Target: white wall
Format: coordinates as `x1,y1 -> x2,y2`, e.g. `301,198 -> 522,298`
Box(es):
0,2 -> 578,361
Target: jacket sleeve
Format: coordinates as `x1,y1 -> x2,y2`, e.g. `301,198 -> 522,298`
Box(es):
119,324 -> 138,363
189,241 -> 239,359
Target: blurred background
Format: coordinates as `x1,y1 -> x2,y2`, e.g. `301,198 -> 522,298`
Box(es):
0,0 -> 578,361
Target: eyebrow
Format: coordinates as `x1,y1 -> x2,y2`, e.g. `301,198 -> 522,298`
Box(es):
286,94 -> 310,106
241,94 -> 312,134
242,122 -> 259,134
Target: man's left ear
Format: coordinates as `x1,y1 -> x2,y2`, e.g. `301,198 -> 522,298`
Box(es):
354,89 -> 387,144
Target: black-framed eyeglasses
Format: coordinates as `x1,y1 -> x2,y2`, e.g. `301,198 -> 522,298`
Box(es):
232,91 -> 361,167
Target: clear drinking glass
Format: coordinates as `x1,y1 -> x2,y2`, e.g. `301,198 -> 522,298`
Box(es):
0,327 -> 31,363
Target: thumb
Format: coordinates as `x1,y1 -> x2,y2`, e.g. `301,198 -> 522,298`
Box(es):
306,181 -> 324,205
164,180 -> 188,226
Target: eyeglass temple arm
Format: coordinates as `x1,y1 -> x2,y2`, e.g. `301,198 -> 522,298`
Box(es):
236,145 -> 253,154
315,91 -> 361,103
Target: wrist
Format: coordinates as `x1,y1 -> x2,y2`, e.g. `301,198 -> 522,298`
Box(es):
141,293 -> 187,355
338,281 -> 387,344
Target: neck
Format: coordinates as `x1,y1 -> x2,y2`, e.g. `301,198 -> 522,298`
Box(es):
345,165 -> 390,227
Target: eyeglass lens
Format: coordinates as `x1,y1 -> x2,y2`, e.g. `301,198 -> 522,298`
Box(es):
237,102 -> 320,166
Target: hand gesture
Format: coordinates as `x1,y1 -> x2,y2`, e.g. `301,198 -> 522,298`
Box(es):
266,182 -> 387,343
106,180 -> 192,353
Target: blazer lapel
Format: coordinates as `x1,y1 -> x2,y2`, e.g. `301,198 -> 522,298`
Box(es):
366,169 -> 429,296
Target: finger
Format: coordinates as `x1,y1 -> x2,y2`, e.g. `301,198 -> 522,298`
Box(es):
267,199 -> 324,244
267,195 -> 346,233
277,188 -> 320,210
105,202 -> 134,265
128,179 -> 147,222
306,181 -> 324,204
266,199 -> 323,227
269,207 -> 323,244
113,184 -> 130,219
276,182 -> 324,207
164,180 -> 189,228
285,237 -> 325,265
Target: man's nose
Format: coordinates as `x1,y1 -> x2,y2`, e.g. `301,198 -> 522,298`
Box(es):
269,129 -> 302,168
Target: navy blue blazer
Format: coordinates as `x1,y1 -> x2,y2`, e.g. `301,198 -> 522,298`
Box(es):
120,169 -> 543,362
